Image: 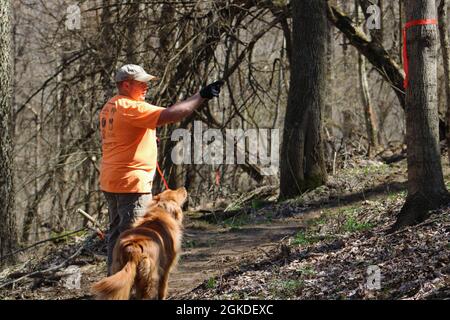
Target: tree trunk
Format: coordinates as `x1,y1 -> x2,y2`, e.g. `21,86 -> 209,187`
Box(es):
159,3 -> 184,190
356,0 -> 379,156
393,0 -> 450,230
399,0 -> 404,60
358,54 -> 379,156
99,0 -> 118,100
125,0 -> 141,64
324,19 -> 334,122
438,0 -> 450,163
280,0 -> 328,199
0,0 -> 17,265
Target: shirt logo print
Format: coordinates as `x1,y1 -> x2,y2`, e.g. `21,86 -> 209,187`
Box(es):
108,107 -> 117,131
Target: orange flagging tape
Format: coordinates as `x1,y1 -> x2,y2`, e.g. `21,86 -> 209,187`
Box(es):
403,19 -> 438,89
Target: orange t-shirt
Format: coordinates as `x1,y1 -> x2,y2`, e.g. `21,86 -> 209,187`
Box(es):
99,95 -> 165,193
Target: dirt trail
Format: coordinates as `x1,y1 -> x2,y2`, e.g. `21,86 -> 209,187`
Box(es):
0,209 -> 320,300
0,158 -> 416,300
168,213 -> 319,298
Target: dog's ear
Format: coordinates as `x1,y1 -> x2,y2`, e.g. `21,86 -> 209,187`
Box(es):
174,187 -> 188,206
152,194 -> 161,202
160,201 -> 183,223
171,205 -> 183,223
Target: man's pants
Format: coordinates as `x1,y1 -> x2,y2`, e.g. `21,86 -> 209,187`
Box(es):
103,192 -> 153,275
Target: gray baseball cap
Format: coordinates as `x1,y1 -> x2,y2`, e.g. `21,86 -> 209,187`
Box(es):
115,64 -> 158,82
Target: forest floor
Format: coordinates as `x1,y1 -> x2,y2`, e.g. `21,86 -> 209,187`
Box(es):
0,153 -> 449,300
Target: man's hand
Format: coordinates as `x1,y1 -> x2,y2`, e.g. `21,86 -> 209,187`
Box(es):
200,80 -> 224,99
157,81 -> 224,127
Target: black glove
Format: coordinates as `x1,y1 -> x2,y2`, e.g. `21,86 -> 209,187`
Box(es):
200,80 -> 224,99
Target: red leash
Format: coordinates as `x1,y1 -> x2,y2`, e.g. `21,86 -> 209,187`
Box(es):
215,169 -> 221,186
402,19 -> 438,89
155,137 -> 169,190
156,160 -> 169,190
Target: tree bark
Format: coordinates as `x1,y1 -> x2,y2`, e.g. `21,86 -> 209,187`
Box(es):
393,0 -> 450,230
125,0 -> 141,64
437,0 -> 450,163
159,3 -> 184,190
280,0 -> 328,199
99,0 -> 119,100
324,18 -> 334,122
356,1 -> 379,156
358,54 -> 379,156
0,0 -> 18,265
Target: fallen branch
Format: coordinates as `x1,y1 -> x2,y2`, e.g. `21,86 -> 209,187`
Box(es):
224,185 -> 278,212
0,228 -> 87,263
0,234 -> 96,289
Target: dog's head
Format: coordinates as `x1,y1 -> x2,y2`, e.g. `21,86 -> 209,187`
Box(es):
152,187 -> 187,222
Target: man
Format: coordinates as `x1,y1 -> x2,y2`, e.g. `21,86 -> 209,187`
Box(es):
99,64 -> 222,275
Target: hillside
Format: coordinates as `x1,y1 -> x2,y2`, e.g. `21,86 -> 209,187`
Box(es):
0,156 -> 449,300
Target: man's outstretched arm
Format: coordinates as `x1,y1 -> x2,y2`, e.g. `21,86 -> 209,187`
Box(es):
156,81 -> 223,127
156,93 -> 205,127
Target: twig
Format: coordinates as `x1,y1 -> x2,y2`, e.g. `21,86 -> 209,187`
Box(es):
257,247 -> 271,258
76,209 -> 105,240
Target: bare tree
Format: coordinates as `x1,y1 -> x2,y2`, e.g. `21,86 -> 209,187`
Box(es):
356,1 -> 379,156
393,0 -> 450,229
280,0 -> 328,198
437,0 -> 450,163
0,0 -> 17,264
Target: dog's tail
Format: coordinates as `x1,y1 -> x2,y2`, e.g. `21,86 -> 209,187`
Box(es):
91,244 -> 141,300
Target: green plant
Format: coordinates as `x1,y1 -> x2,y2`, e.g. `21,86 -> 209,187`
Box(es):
292,231 -> 320,246
387,190 -> 406,200
445,180 -> 450,189
50,229 -> 87,244
263,211 -> 274,221
339,206 -> 359,216
306,214 -> 327,227
206,277 -> 217,289
342,216 -> 373,233
184,239 -> 197,248
251,199 -> 266,210
223,214 -> 250,230
297,266 -> 315,276
269,279 -> 303,297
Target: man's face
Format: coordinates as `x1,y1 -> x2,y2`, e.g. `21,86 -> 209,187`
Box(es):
121,80 -> 149,101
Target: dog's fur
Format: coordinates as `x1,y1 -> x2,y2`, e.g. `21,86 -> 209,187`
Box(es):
91,187 -> 187,300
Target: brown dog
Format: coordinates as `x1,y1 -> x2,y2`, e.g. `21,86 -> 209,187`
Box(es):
91,187 -> 187,300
